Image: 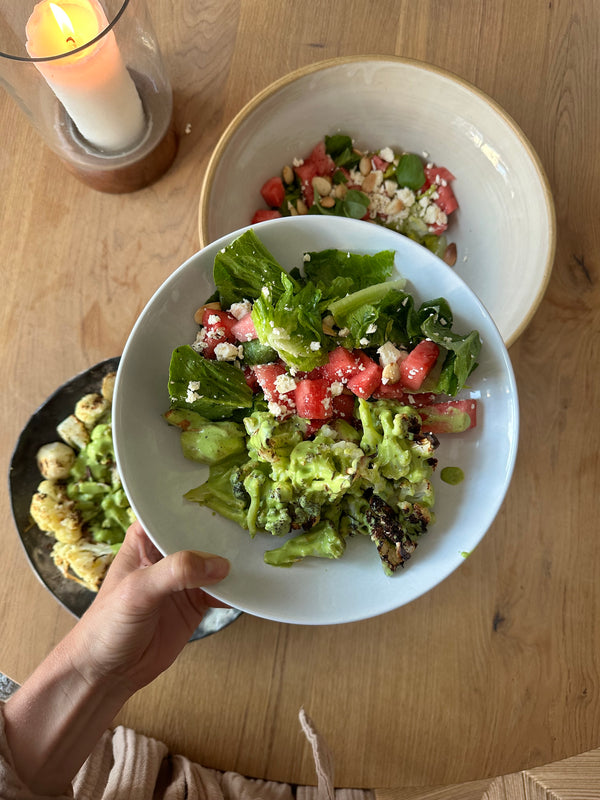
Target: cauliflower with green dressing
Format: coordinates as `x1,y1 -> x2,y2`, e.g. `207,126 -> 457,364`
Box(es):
29,370 -> 134,592
181,400 -> 439,573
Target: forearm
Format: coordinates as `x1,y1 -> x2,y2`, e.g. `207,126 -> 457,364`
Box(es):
3,630 -> 131,795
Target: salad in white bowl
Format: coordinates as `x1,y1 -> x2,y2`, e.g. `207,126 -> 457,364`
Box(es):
113,216 -> 518,625
165,229 -> 481,575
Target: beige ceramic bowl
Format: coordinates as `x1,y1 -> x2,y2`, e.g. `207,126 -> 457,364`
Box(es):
198,56 -> 555,347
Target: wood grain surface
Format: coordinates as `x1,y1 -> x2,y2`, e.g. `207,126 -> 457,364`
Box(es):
1,0 -> 599,790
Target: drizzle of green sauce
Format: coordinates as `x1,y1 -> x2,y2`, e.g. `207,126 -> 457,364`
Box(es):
441,466 -> 464,485
460,551 -> 470,559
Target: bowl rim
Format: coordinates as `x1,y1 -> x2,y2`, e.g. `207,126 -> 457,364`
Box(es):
197,54 -> 556,348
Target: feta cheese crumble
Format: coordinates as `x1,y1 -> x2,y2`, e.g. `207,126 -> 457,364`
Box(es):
274,373 -> 297,394
186,380 -> 203,403
377,341 -> 404,366
229,300 -> 252,320
214,342 -> 243,361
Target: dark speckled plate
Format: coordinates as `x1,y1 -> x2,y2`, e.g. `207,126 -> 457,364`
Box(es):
8,358 -> 241,640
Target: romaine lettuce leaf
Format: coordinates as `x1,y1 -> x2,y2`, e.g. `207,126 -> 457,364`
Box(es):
325,278 -> 408,348
415,299 -> 481,394
168,345 -> 253,420
303,249 -> 396,300
251,274 -> 329,371
213,229 -> 296,308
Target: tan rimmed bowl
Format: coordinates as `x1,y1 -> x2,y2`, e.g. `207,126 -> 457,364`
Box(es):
198,55 -> 555,347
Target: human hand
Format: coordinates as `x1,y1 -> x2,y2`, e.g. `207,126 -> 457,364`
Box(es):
3,522 -> 230,794
65,520 -> 230,696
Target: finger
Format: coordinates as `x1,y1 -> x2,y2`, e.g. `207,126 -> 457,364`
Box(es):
183,588 -> 231,616
132,523 -> 164,566
100,521 -> 167,594
98,522 -> 147,593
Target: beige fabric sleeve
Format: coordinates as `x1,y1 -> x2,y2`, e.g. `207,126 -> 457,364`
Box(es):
0,701 -> 73,799
1,700 -> 374,799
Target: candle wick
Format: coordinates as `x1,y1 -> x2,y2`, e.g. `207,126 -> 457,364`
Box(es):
66,36 -> 77,48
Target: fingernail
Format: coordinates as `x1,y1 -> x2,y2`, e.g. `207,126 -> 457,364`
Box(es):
203,556 -> 230,579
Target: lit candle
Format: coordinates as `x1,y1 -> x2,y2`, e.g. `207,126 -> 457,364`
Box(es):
26,0 -> 146,153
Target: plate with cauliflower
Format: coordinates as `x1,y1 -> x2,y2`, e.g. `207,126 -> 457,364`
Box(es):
9,358 -> 241,637
9,359 -> 121,617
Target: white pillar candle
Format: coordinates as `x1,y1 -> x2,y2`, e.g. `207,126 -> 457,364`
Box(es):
26,0 -> 146,153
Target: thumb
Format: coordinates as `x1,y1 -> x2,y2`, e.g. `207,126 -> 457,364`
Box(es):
134,549 -> 230,605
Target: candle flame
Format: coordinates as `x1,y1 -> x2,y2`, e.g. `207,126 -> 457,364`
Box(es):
49,3 -> 77,46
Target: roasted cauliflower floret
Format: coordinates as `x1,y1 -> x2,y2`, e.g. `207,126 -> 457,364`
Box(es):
36,441 -> 76,480
74,392 -> 108,430
101,372 -> 116,404
56,414 -> 90,450
30,480 -> 83,543
366,494 -> 420,574
52,539 -> 117,592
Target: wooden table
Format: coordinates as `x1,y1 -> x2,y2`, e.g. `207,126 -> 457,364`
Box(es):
1,0 -> 598,791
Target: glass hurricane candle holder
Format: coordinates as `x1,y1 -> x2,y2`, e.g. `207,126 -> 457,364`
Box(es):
0,0 -> 177,193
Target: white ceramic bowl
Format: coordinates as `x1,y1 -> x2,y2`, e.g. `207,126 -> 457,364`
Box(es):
114,215 -> 519,625
198,56 -> 555,348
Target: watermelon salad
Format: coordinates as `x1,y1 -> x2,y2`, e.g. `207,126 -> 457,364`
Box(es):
165,229 -> 481,574
251,134 -> 459,266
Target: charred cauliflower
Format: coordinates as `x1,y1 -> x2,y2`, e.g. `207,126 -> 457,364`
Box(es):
30,480 -> 83,544
29,368 -> 131,593
36,441 -> 76,480
52,540 -> 117,592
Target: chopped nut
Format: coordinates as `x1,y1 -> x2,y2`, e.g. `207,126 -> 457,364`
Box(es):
282,164 -> 294,184
382,362 -> 401,385
334,183 -> 348,199
296,199 -> 308,215
361,171 -> 382,193
312,175 -> 332,196
359,155 -> 372,176
443,242 -> 458,267
320,196 -> 335,208
386,197 -> 405,216
194,301 -> 221,324
322,315 -> 337,335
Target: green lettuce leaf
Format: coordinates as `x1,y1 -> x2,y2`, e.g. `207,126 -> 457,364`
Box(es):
325,134 -> 360,169
415,299 -> 481,394
325,278 -> 408,349
395,153 -> 426,191
212,228 -> 296,308
251,274 -> 329,371
168,345 -> 253,420
303,249 -> 396,299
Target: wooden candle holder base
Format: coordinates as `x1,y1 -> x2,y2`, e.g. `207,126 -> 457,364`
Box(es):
63,111 -> 178,194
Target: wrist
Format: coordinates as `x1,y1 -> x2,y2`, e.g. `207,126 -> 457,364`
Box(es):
59,624 -> 135,705
4,634 -> 131,794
